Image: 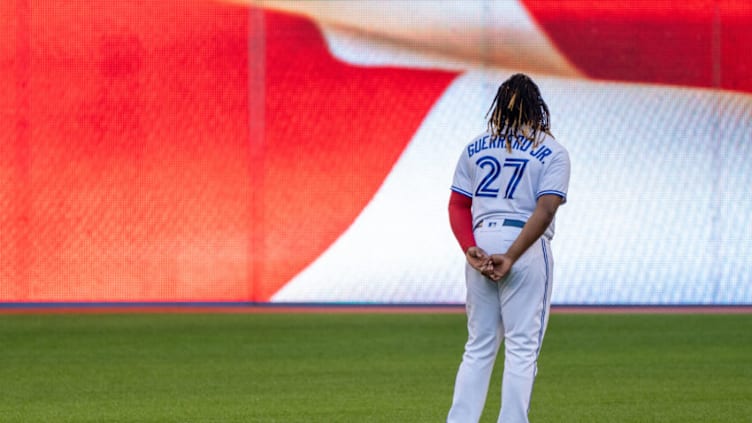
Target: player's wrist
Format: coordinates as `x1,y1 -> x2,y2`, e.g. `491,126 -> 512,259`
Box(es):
504,248 -> 522,263
463,244 -> 477,254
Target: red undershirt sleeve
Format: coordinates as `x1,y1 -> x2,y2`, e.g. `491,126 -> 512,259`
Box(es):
448,190 -> 476,253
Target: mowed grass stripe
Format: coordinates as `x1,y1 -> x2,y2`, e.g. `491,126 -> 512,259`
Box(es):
0,313 -> 749,422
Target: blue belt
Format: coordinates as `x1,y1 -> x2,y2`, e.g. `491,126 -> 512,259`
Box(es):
503,219 -> 526,228
475,219 -> 526,229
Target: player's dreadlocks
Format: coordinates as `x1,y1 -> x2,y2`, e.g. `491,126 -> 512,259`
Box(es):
485,73 -> 552,152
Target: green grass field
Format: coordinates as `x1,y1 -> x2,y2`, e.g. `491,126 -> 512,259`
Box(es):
1,312 -> 750,422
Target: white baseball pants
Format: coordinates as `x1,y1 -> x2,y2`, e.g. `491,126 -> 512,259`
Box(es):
447,222 -> 553,423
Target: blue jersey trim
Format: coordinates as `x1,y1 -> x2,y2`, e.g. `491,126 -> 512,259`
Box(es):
536,190 -> 566,200
451,186 -> 473,198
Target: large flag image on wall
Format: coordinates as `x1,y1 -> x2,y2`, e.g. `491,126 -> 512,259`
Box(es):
2,1 -> 751,305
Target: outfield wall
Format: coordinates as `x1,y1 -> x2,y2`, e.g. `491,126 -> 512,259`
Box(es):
2,1 -> 751,305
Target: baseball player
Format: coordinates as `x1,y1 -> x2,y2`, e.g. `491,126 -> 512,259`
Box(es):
446,73 -> 570,423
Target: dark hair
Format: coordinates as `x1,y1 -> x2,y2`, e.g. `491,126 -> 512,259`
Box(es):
485,73 -> 552,152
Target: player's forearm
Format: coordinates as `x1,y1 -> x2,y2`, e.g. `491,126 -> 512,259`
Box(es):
505,197 -> 560,261
505,212 -> 551,260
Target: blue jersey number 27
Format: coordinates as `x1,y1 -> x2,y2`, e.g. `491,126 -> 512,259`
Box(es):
474,156 -> 529,199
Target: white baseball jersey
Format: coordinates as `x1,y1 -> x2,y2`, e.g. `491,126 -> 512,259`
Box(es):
451,131 -> 570,240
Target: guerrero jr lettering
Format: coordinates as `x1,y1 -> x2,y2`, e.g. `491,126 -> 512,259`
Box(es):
467,134 -> 552,163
